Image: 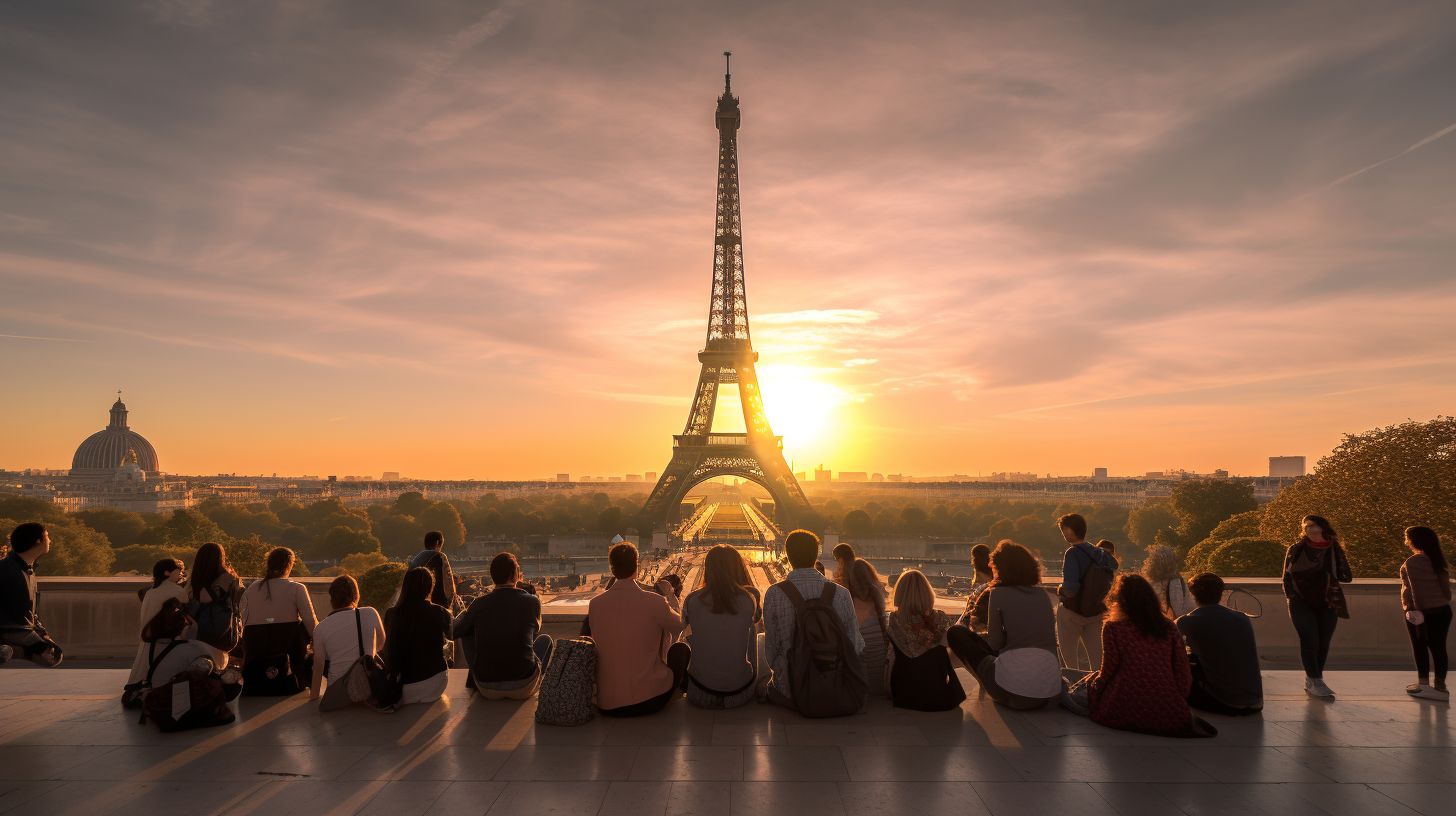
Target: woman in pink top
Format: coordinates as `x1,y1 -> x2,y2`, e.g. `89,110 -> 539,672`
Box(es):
586,542 -> 691,717
240,547 -> 318,695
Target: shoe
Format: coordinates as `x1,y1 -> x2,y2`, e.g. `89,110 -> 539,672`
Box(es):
1406,683 -> 1424,696
1414,685 -> 1450,702
0,644 -> 12,665
1305,678 -> 1335,698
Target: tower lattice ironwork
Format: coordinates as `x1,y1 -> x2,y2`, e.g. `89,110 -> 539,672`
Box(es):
638,54 -> 816,533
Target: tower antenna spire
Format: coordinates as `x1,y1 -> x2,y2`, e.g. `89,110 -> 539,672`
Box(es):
723,50 -> 732,94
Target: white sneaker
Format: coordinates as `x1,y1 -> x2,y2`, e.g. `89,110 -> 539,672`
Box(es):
1414,685 -> 1450,702
1306,678 -> 1335,698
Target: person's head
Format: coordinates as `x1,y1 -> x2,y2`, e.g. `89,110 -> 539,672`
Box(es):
1057,513 -> 1087,543
609,541 -> 639,580
1405,526 -> 1448,575
702,545 -> 749,613
189,541 -> 230,593
151,558 -> 185,588
264,547 -> 295,580
1108,574 -> 1171,638
1141,545 -> 1182,583
831,542 -> 856,579
1301,515 -> 1336,544
398,566 -> 435,606
423,530 -> 444,550
892,569 -> 935,617
970,543 -> 992,578
662,573 -> 683,597
1188,572 -> 1225,607
1096,539 -> 1116,555
490,551 -> 521,586
784,529 -> 821,569
7,523 -> 49,561
328,574 -> 360,610
846,558 -> 885,612
143,597 -> 191,641
989,540 -> 1042,587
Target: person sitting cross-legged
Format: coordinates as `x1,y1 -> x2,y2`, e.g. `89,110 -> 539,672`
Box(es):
310,575 -> 386,710
454,552 -> 553,700
762,529 -> 866,714
588,542 -> 690,717
0,523 -> 64,667
1176,572 -> 1263,715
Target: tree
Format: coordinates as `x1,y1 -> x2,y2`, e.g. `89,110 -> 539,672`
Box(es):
1164,481 -> 1257,553
987,517 -> 1015,541
156,508 -> 227,549
359,562 -> 408,611
110,543 -> 193,575
1184,510 -> 1264,574
594,505 -> 624,533
899,506 -> 929,533
842,509 -> 874,538
1204,538 -> 1286,577
418,502 -> 467,550
75,508 -> 150,548
395,491 -> 431,517
1261,416 -> 1456,576
338,551 -> 391,576
312,526 -> 383,562
374,513 -> 426,559
0,516 -> 116,576
227,534 -> 275,578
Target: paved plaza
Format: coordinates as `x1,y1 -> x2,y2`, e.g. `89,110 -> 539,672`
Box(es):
0,668 -> 1451,816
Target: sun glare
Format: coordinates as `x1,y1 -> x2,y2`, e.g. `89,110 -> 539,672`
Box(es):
756,365 -> 848,449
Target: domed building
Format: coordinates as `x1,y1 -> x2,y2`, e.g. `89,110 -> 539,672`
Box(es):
70,396 -> 160,478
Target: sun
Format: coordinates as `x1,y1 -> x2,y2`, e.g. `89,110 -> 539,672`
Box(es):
755,365 -> 848,448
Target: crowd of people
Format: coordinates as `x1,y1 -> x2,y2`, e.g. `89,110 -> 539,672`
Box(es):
0,512 -> 1450,732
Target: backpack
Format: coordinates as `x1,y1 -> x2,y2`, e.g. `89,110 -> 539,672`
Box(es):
189,586 -> 242,652
1068,545 -> 1115,617
535,637 -> 597,726
122,639 -> 182,710
140,667 -> 236,732
776,580 -> 867,718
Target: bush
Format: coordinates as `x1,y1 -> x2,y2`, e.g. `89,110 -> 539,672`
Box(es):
359,562 -> 408,611
1205,537 -> 1286,578
110,543 -> 194,575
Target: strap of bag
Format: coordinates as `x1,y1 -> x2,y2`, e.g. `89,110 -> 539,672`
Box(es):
776,580 -> 806,610
818,582 -> 837,604
355,609 -> 368,657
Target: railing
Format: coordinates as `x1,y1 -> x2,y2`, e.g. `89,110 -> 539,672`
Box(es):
673,433 -> 783,448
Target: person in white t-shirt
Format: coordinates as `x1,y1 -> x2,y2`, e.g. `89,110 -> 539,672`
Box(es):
310,575 -> 385,705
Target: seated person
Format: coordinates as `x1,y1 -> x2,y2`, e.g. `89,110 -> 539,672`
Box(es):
682,545 -> 760,709
454,552 -> 553,700
0,523 -> 63,667
311,575 -> 387,709
847,558 -> 889,697
763,530 -> 865,712
240,547 -> 317,695
947,541 -> 1063,710
384,567 -> 452,708
127,558 -> 191,686
1176,572 -> 1263,715
1080,574 -> 1213,737
587,542 -> 690,717
885,569 -> 965,711
139,598 -> 242,700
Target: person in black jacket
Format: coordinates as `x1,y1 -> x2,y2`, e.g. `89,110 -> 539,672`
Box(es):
1,523 -> 62,667
384,567 -> 451,708
408,531 -> 460,613
1282,515 -> 1353,699
454,552 -> 553,699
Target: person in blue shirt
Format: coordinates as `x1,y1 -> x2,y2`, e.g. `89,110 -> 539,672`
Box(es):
1055,514 -> 1117,670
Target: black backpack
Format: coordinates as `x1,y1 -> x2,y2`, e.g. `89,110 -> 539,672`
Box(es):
188,586 -> 242,652
1068,545 -> 1115,617
776,580 -> 867,718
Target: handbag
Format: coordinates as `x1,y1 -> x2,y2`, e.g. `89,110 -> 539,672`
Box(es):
321,610 -> 397,710
1324,543 -> 1350,619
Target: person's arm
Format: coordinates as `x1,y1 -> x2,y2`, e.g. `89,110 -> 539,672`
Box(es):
1281,545 -> 1297,598
297,583 -> 318,636
969,588 -> 990,629
1400,562 -> 1415,613
1333,543 -> 1353,584
985,593 -> 1006,651
0,566 -> 26,628
658,593 -> 686,638
367,607 -> 386,656
310,625 -> 328,700
1092,624 -> 1118,687
763,586 -> 787,670
453,599 -> 476,639
835,587 -> 865,654
1058,548 -> 1082,600
1171,627 -> 1192,698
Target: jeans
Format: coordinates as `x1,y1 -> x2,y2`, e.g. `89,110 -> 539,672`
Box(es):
1056,605 -> 1104,671
1406,605 -> 1452,685
1288,601 -> 1338,678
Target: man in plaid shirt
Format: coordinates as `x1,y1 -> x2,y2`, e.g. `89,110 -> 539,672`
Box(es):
763,530 -> 864,705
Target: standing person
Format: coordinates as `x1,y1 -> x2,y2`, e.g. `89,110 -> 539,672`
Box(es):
0,523 -> 62,667
1055,514 -> 1117,671
1177,573 -> 1263,715
311,575 -> 387,710
409,531 -> 460,613
1083,574 -> 1213,737
681,545 -> 760,709
454,552 -> 553,700
1282,515 -> 1353,698
241,547 -> 317,695
1400,526 -> 1451,701
947,542 -> 1063,710
846,558 -> 889,697
1096,540 -> 1119,567
885,569 -> 965,711
384,567 -> 452,707
763,529 -> 865,713
1144,545 -> 1195,618
125,558 -> 190,687
588,542 -> 690,717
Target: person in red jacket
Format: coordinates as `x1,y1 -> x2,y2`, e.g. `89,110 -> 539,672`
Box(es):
1086,574 -> 1214,737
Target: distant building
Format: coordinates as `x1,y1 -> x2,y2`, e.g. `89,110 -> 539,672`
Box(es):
625,473 -> 643,482
1092,467 -> 1108,481
1269,456 -> 1306,478
645,472 -> 656,482
1212,469 -> 1229,479
886,474 -> 905,483
871,473 -> 885,482
814,465 -> 831,482
381,471 -> 401,481
56,395 -> 194,513
838,471 -> 868,482
555,473 -> 571,482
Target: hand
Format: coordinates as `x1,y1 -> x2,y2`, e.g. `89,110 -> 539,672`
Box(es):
1406,610 -> 1425,626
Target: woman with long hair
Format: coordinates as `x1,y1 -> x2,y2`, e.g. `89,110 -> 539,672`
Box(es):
681,545 -> 761,709
188,542 -> 237,607
1084,574 -> 1212,737
885,569 -> 965,711
1281,515 -> 1353,698
1142,545 -> 1194,618
946,542 -> 1062,710
1400,526 -> 1451,701
240,547 -> 317,696
847,558 -> 890,697
384,566 -> 452,707
186,542 -> 240,670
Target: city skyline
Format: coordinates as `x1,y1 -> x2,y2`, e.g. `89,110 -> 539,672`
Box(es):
4,2 -> 1455,480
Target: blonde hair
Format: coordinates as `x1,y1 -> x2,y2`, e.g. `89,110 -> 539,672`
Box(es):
892,569 -> 935,616
1141,544 -> 1183,583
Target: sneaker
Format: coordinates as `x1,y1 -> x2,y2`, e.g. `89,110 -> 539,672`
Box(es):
1306,678 -> 1335,698
1406,682 -> 1425,696
1414,685 -> 1450,702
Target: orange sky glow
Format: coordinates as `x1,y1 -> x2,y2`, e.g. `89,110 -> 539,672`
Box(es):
2,1 -> 1455,480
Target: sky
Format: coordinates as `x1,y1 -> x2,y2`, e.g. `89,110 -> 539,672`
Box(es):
2,0 -> 1454,480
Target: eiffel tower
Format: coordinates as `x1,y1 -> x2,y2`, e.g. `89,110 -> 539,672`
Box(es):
638,53 -> 817,534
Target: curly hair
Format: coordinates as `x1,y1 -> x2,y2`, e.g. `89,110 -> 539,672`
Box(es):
1107,573 -> 1172,638
989,541 -> 1042,587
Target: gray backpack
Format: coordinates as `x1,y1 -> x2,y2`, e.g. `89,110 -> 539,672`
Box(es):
777,580 -> 868,718
535,637 -> 597,726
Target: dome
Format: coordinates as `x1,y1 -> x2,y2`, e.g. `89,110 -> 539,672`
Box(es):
70,397 -> 160,477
